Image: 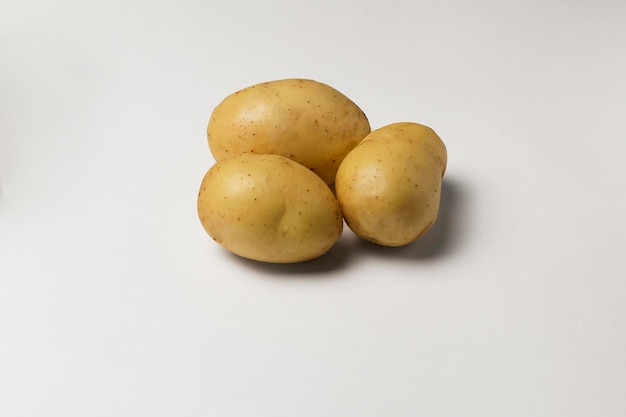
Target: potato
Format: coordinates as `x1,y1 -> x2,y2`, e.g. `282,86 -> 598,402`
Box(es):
197,153 -> 343,263
335,122 -> 447,247
207,79 -> 371,186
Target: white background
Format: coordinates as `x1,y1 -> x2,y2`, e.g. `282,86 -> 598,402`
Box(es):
2,0 -> 626,416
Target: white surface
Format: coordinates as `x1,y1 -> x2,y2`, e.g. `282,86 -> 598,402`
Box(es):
2,0 -> 626,416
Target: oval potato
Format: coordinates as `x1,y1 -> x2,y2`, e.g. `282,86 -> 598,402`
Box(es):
207,79 -> 371,186
335,122 -> 447,247
197,153 -> 343,263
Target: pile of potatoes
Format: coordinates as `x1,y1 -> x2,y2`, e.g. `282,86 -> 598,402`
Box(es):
197,79 -> 447,263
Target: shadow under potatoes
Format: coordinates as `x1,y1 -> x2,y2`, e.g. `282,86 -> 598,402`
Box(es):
229,230 -> 354,276
228,176 -> 468,275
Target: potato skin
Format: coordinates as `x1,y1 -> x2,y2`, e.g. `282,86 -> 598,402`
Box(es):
207,79 -> 371,186
197,154 -> 343,263
335,122 -> 447,247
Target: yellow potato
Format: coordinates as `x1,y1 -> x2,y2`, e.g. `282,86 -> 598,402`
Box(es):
197,153 -> 343,263
335,122 -> 447,247
207,79 -> 371,186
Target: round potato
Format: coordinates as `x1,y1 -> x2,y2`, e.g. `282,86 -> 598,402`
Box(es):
207,79 -> 371,186
335,122 -> 447,247
197,153 -> 343,263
